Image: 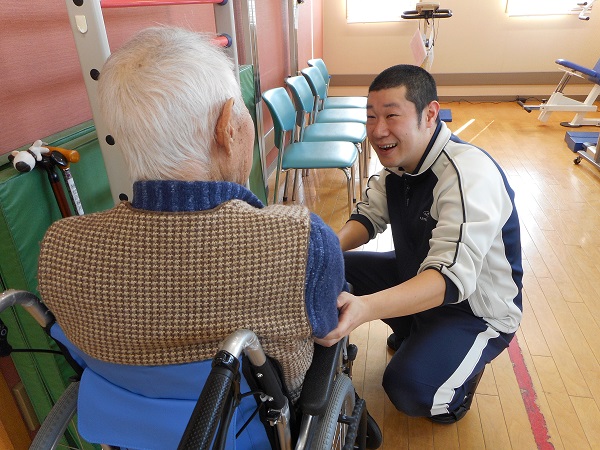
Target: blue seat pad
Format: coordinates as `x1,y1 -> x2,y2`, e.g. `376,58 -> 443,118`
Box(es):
50,324 -> 270,450
315,108 -> 367,124
556,59 -> 600,85
282,142 -> 358,170
303,123 -> 366,143
324,97 -> 368,109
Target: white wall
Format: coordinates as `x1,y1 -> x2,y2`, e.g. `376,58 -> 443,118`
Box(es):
323,0 -> 600,98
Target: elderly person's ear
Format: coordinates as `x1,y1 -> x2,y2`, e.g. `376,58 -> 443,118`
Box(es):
215,98 -> 235,154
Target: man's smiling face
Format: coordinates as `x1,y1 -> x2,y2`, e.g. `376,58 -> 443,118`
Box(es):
366,86 -> 438,173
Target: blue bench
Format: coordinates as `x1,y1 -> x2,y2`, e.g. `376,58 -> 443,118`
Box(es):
564,130 -> 600,170
522,57 -> 600,127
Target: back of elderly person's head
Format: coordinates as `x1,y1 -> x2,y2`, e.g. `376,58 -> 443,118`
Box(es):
98,26 -> 246,181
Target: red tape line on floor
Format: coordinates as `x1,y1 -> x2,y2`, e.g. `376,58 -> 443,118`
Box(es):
507,335 -> 554,449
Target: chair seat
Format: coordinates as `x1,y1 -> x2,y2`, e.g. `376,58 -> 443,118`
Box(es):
282,141 -> 358,170
324,96 -> 367,109
315,108 -> 367,124
303,123 -> 366,144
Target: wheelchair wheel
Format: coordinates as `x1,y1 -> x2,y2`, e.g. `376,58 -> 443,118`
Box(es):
30,382 -> 98,450
312,374 -> 355,450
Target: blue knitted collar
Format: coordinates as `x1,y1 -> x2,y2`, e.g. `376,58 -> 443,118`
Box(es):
131,180 -> 264,212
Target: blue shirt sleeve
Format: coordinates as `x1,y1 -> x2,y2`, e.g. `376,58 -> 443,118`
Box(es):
304,213 -> 345,338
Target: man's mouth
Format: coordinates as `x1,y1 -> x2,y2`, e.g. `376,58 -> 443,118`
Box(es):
377,143 -> 397,151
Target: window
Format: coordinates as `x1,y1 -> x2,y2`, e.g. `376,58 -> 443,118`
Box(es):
506,0 -> 588,16
346,0 -> 415,23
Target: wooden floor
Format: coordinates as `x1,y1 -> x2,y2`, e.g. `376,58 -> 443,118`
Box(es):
267,101 -> 600,449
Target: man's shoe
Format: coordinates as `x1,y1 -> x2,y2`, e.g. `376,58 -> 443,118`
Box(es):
429,366 -> 485,424
386,333 -> 404,352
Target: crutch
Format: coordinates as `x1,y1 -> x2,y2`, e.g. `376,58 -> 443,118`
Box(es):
37,154 -> 73,218
47,148 -> 85,216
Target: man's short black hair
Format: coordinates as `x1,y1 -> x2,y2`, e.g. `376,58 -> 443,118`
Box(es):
369,64 -> 439,121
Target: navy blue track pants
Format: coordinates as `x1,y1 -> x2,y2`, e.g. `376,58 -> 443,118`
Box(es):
344,250 -> 514,417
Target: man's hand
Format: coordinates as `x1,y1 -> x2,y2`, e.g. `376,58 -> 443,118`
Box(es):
314,291 -> 369,347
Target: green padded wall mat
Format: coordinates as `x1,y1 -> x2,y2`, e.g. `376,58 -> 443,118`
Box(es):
240,64 -> 268,204
0,121 -> 112,443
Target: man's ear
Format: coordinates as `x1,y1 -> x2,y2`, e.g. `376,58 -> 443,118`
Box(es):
215,98 -> 235,153
425,100 -> 441,126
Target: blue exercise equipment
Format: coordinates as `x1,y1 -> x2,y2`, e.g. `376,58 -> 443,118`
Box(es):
521,57 -> 600,128
565,130 -> 600,170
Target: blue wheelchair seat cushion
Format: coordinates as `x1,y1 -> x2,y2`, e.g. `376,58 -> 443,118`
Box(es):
50,323 -> 270,450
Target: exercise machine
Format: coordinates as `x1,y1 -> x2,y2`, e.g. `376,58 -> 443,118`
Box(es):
401,2 -> 452,72
565,130 -> 599,170
577,0 -> 595,20
519,57 -> 600,128
526,58 -> 600,172
516,1 -> 599,172
402,2 -> 453,123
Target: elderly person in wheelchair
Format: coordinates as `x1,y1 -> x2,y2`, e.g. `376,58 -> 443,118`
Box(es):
7,26 -> 380,449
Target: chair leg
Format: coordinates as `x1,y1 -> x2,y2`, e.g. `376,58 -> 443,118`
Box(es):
351,165 -> 356,204
283,171 -> 290,201
273,152 -> 284,204
273,170 -> 280,204
364,139 -> 371,178
356,143 -> 364,201
292,169 -> 300,201
341,167 -> 353,217
361,140 -> 369,179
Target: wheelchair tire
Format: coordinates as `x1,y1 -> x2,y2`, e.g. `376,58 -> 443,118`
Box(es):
30,381 -> 97,450
312,374 -> 355,450
366,412 -> 383,449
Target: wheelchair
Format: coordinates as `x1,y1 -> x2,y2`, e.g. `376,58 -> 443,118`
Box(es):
0,289 -> 382,450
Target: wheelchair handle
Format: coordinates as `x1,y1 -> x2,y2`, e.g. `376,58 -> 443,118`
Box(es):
218,329 -> 267,366
178,354 -> 239,450
220,329 -> 288,409
0,290 -> 55,328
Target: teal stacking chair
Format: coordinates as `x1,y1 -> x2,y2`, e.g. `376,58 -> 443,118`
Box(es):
262,87 -> 358,215
301,67 -> 367,125
307,58 -> 367,109
285,75 -> 367,195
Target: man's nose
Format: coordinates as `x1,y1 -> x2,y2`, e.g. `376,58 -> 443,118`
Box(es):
369,118 -> 389,138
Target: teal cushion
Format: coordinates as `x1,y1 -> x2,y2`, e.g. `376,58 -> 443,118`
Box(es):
303,123 -> 366,143
315,108 -> 367,124
282,142 -> 358,169
324,97 -> 367,109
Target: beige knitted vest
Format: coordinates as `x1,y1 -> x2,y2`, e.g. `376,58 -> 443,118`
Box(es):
38,200 -> 313,400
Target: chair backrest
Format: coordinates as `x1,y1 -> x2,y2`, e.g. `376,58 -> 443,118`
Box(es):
286,76 -> 315,114
262,87 -> 297,149
307,58 -> 330,86
301,67 -> 329,107
285,76 -> 318,131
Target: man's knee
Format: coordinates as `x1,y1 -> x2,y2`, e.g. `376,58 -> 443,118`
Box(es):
343,251 -> 399,296
382,363 -> 435,417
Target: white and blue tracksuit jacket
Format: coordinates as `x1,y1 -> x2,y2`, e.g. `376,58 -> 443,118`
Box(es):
351,121 -> 523,334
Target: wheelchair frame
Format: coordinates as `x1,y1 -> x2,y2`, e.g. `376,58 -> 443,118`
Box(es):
0,289 -> 381,450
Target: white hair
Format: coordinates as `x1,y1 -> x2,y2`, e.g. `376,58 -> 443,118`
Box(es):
97,26 -> 245,181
